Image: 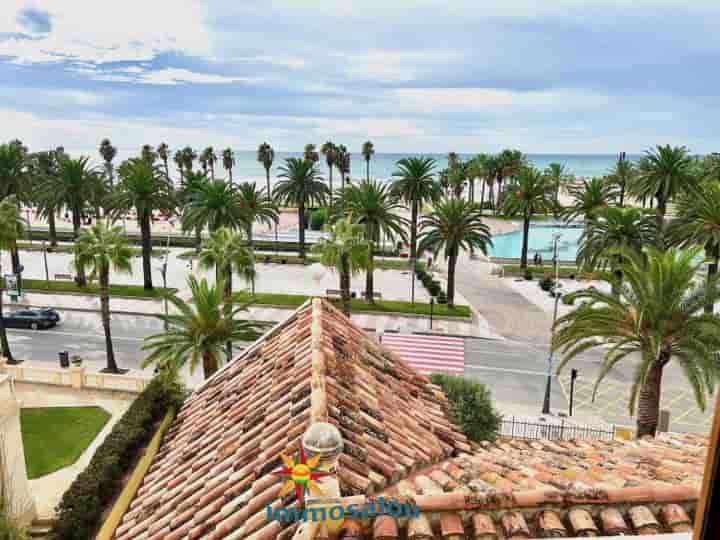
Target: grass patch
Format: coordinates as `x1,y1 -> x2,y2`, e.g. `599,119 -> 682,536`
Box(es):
17,242 -> 168,258
232,291 -> 471,317
22,278 -> 176,298
21,406 -> 111,479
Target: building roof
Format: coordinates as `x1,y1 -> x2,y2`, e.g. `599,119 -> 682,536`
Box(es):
113,299 -> 708,540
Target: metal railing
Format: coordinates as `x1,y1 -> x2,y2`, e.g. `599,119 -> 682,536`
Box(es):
500,416 -> 616,441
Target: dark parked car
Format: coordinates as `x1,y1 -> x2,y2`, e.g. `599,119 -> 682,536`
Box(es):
3,308 -> 60,330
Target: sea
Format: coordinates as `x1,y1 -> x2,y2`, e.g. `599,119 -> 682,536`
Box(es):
221,151 -> 633,188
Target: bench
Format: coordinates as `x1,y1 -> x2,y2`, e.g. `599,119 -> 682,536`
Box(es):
54,273 -> 74,281
362,291 -> 382,299
325,289 -> 342,299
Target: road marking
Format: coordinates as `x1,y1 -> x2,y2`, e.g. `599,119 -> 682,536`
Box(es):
8,329 -> 146,342
465,365 -> 549,376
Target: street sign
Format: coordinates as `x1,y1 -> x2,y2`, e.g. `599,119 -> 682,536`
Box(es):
4,274 -> 19,296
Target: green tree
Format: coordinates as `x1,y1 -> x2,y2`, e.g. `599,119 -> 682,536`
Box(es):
466,154 -> 490,203
390,156 -> 440,261
500,166 -> 555,268
112,158 -> 175,290
235,182 -> 279,247
74,223 -> 133,373
141,144 -> 157,165
495,149 -> 526,209
545,162 -> 570,205
177,170 -> 209,250
157,142 -> 170,178
337,179 -> 408,302
32,148 -> 65,248
143,276 -> 261,379
181,179 -> 243,237
631,145 -> 696,246
418,198 -> 492,306
304,143 -> 319,163
336,145 -> 350,188
222,147 -> 235,183
98,138 -> 117,186
320,141 -> 337,193
314,218 -> 370,315
274,158 -> 329,259
173,149 -> 185,182
361,141 -> 375,181
180,146 -> 197,175
554,247 -> 720,438
608,157 -> 635,207
0,197 -> 24,363
200,146 -> 217,179
257,142 -> 275,198
562,177 -> 616,223
668,182 -> 720,312
0,141 -> 29,275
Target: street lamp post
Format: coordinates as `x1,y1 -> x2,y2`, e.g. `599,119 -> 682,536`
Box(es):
542,232 -> 562,415
410,257 -> 416,305
429,297 -> 435,330
26,209 -> 32,245
160,226 -> 172,331
42,241 -> 49,286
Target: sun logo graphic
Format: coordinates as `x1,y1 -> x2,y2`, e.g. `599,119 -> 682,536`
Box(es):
272,443 -> 332,505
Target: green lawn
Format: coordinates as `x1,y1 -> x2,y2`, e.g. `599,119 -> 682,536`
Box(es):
21,406 -> 111,479
22,279 -> 175,298
16,242 -> 168,258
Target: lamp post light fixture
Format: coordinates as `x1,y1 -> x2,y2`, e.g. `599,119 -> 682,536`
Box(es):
542,232 -> 562,415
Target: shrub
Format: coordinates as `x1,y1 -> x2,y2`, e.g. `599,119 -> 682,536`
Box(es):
538,275 -> 556,292
430,374 -> 501,442
561,293 -> 574,305
436,291 -> 448,304
523,269 -> 533,280
52,375 -> 186,540
309,208 -> 328,231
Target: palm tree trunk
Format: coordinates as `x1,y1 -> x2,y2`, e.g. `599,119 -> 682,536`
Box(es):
298,200 -> 306,259
163,160 -> 169,179
100,268 -> 119,373
229,167 -> 233,184
72,207 -> 87,286
706,244 -> 719,314
480,180 -> 486,212
210,163 -> 215,180
10,242 -> 20,275
202,351 -> 217,380
656,197 -> 666,248
637,359 -> 665,438
410,200 -> 418,261
340,254 -> 351,316
195,228 -> 202,253
0,262 -> 15,364
265,167 -> 271,200
140,210 -> 153,290
365,249 -> 374,304
469,178 -> 474,202
619,182 -> 625,207
520,215 -> 531,269
328,166 -> 333,194
366,160 -> 370,181
225,262 -> 233,362
48,209 -> 58,247
447,249 -> 458,307
489,183 -> 496,214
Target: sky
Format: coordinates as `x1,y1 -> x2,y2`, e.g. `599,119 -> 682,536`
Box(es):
1,0 -> 719,159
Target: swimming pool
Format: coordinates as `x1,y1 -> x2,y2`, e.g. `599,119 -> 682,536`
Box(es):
488,224 -> 583,261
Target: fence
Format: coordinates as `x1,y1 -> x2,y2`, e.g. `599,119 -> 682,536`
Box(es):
500,416 -> 616,441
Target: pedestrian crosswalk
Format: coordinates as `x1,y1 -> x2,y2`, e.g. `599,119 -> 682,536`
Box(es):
380,334 -> 465,375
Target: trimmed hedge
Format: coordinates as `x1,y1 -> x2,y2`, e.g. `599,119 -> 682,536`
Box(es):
52,377 -> 185,540
430,373 -> 501,442
414,263 -> 447,302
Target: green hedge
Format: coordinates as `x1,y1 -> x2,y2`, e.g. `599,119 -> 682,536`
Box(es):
22,279 -> 175,298
52,377 -> 185,540
430,373 -> 501,442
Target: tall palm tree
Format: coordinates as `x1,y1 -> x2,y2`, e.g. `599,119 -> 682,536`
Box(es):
257,142 -> 274,198
98,138 -> 117,186
0,196 -> 25,364
178,170 -> 209,250
200,146 -> 218,179
418,198 -> 492,306
390,156 -> 440,261
495,149 -> 526,209
274,158 -> 329,259
181,146 -> 197,175
321,141 -> 337,193
314,218 -> 370,315
142,276 -> 261,379
554,247 -> 720,437
33,148 -> 65,248
336,145 -> 350,188
141,144 -> 157,165
112,158 -> 175,290
577,206 -> 656,293
304,144 -> 319,163
448,163 -> 467,199
198,227 -> 256,360
631,145 -> 696,246
57,156 -> 99,286
182,179 -> 244,236
337,180 -> 408,302
173,149 -> 185,183
0,142 -> 29,274
608,157 -> 635,207
447,152 -> 460,173
157,143 -> 170,178
361,141 -> 375,181
235,182 -> 278,247
484,154 -> 502,213
466,154 -> 488,203
545,162 -> 569,205
222,147 -> 235,183
500,166 -> 555,268
562,177 -> 616,223
668,182 -> 720,312
74,222 -> 132,373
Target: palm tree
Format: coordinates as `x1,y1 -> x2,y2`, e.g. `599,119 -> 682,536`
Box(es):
562,177 -> 616,223
98,138 -> 117,186
304,144 -> 319,163
545,162 -> 569,205
141,144 -> 157,165
222,147 -> 235,183
577,206 -> 656,293
173,149 -> 185,183
337,180 -> 408,302
57,156 -> 99,286
157,143 -> 170,178
314,218 -> 370,315
336,145 -> 350,188
274,158 -> 329,259
33,148 -> 65,248
200,146 -> 218,179
0,197 -> 25,364
198,227 -> 256,360
418,198 -> 492,306
631,145 -> 696,246
484,154 -> 502,213
466,155 -> 488,203
0,142 -> 29,274
235,182 -> 279,247
361,141 -> 375,181
177,170 -> 209,250
668,183 -> 720,312
181,146 -> 197,175
74,222 -> 132,373
500,166 -> 555,268
495,149 -> 526,208
608,157 -> 635,207
554,247 -> 720,437
390,156 -> 440,261
143,276 -> 260,379
112,158 -> 175,290
257,142 -> 274,198
448,163 -> 467,199
320,141 -> 337,193
182,179 -> 244,236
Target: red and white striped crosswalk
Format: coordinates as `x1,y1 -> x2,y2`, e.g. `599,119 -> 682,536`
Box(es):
381,334 -> 465,375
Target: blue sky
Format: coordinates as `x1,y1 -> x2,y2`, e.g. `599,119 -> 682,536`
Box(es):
1,0 -> 718,159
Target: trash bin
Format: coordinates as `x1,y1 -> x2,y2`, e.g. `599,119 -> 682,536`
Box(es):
59,350 -> 69,368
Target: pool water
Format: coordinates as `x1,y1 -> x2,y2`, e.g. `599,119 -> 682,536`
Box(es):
488,224 -> 583,261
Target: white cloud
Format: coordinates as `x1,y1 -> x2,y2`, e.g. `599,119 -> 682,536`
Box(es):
340,50 -> 463,82
133,68 -> 254,85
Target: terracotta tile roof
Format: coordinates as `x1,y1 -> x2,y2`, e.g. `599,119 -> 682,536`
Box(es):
113,299 -> 468,540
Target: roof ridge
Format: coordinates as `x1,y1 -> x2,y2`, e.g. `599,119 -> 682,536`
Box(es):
310,298 -> 328,423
